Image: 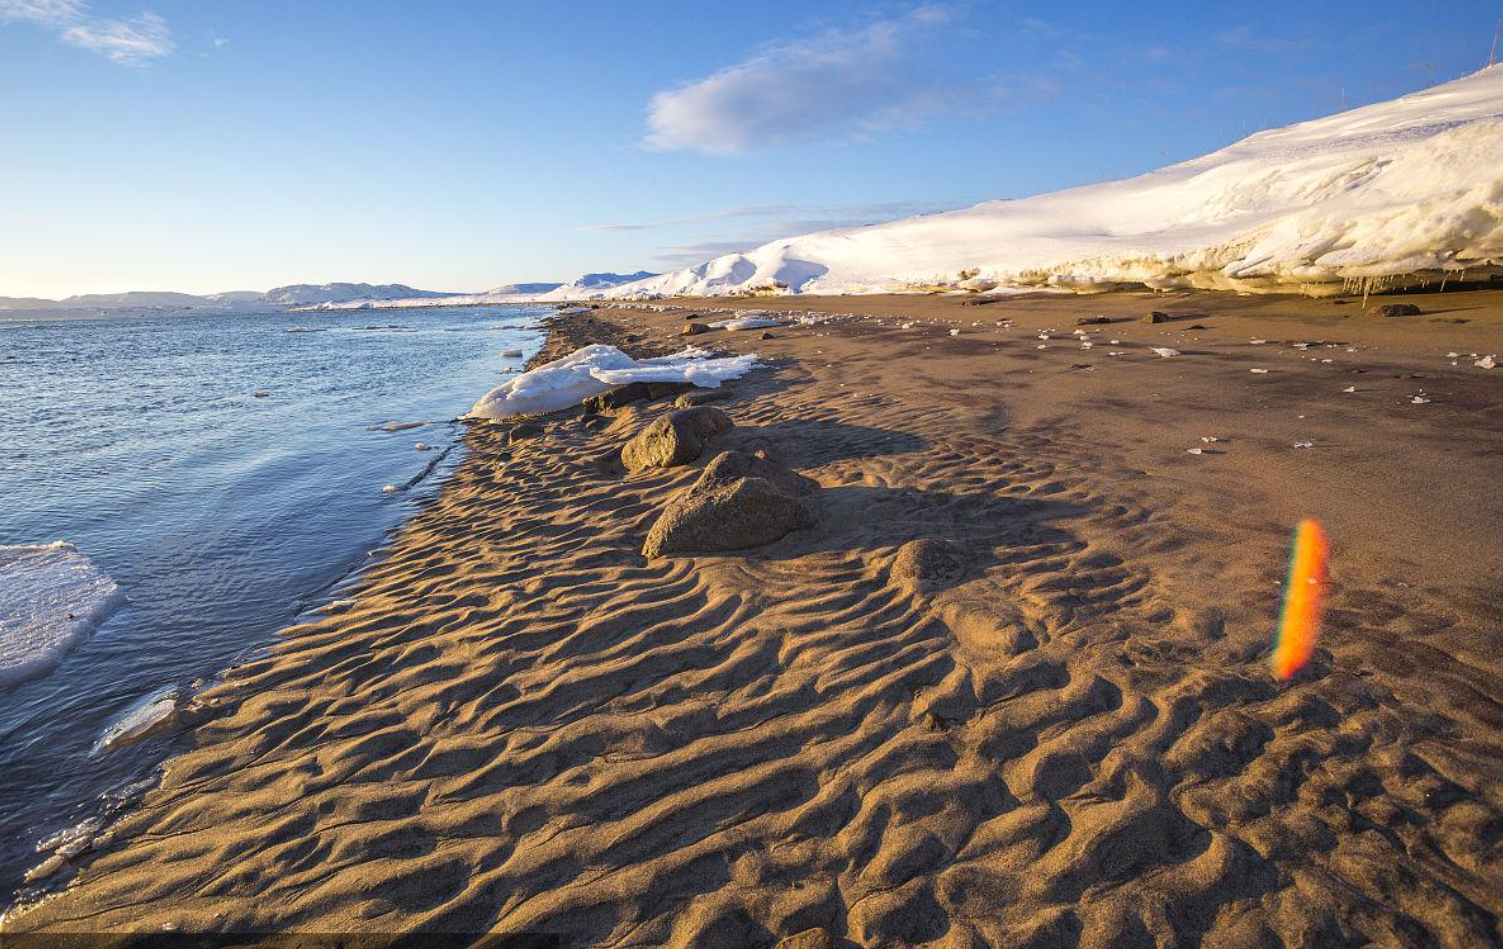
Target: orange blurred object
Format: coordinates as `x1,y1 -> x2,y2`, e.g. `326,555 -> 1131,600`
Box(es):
1272,519 -> 1330,681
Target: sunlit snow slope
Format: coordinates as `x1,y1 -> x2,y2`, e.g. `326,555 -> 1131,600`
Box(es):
602,66 -> 1503,298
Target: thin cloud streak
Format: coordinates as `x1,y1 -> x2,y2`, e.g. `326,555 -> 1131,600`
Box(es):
0,0 -> 172,65
644,5 -> 960,155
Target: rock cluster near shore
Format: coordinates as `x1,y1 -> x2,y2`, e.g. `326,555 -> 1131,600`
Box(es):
605,396 -> 822,558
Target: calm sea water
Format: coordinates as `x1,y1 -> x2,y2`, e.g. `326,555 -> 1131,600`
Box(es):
0,304 -> 545,902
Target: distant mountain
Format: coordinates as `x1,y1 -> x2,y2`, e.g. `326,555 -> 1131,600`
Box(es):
0,296 -> 61,311
260,283 -> 450,306
308,274 -> 655,310
62,291 -> 208,307
485,282 -> 564,296
0,283 -> 454,313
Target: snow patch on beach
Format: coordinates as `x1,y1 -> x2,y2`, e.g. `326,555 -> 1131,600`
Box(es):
468,344 -> 759,420
0,543 -> 126,689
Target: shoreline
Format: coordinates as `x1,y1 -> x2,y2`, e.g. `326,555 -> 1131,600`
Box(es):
8,289 -> 1503,946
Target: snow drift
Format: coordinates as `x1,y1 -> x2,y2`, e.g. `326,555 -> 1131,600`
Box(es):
1,542 -> 127,689
467,344 -> 759,419
588,66 -> 1503,299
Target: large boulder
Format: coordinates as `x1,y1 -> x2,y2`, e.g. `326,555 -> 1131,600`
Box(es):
621,406 -> 733,471
643,451 -> 817,558
697,449 -> 817,497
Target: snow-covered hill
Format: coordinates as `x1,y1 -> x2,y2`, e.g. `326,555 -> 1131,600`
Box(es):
312,273 -> 659,309
594,66 -> 1503,299
0,283 -> 454,313
261,283 -> 449,306
538,272 -> 657,298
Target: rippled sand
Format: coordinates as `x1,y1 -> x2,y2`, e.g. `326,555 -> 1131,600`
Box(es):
12,290 -> 1503,948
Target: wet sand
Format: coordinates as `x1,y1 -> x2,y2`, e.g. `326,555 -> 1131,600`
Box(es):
8,289 -> 1503,947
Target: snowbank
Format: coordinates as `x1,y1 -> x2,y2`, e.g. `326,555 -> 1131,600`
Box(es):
1,542 -> 126,689
468,344 -> 759,419
593,66 -> 1503,299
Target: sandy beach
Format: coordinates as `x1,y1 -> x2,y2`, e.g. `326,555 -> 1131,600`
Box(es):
9,289 -> 1503,947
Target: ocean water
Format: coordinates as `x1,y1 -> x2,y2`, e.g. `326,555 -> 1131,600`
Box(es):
0,304 -> 546,902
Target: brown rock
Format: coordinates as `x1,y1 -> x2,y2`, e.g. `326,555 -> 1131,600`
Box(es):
698,450 -> 818,497
674,388 -> 732,408
581,383 -> 651,413
775,929 -> 835,949
1143,311 -> 1168,324
760,331 -> 777,340
621,406 -> 734,471
643,476 -> 815,558
682,322 -> 711,336
646,381 -> 692,400
1365,303 -> 1421,318
642,451 -> 818,557
582,381 -> 693,414
1075,315 -> 1112,325
507,421 -> 544,444
892,538 -> 966,592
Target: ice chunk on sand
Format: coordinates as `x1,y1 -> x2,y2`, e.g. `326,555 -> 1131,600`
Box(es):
1,543 -> 127,689
709,315 -> 778,331
468,344 -> 760,420
1150,347 -> 1181,357
94,688 -> 178,754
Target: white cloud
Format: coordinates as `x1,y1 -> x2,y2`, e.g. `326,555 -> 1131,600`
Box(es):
0,0 -> 172,65
644,5 -> 963,155
0,0 -> 84,25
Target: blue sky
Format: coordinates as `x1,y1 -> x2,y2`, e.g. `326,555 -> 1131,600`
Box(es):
2,0 -> 1499,297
